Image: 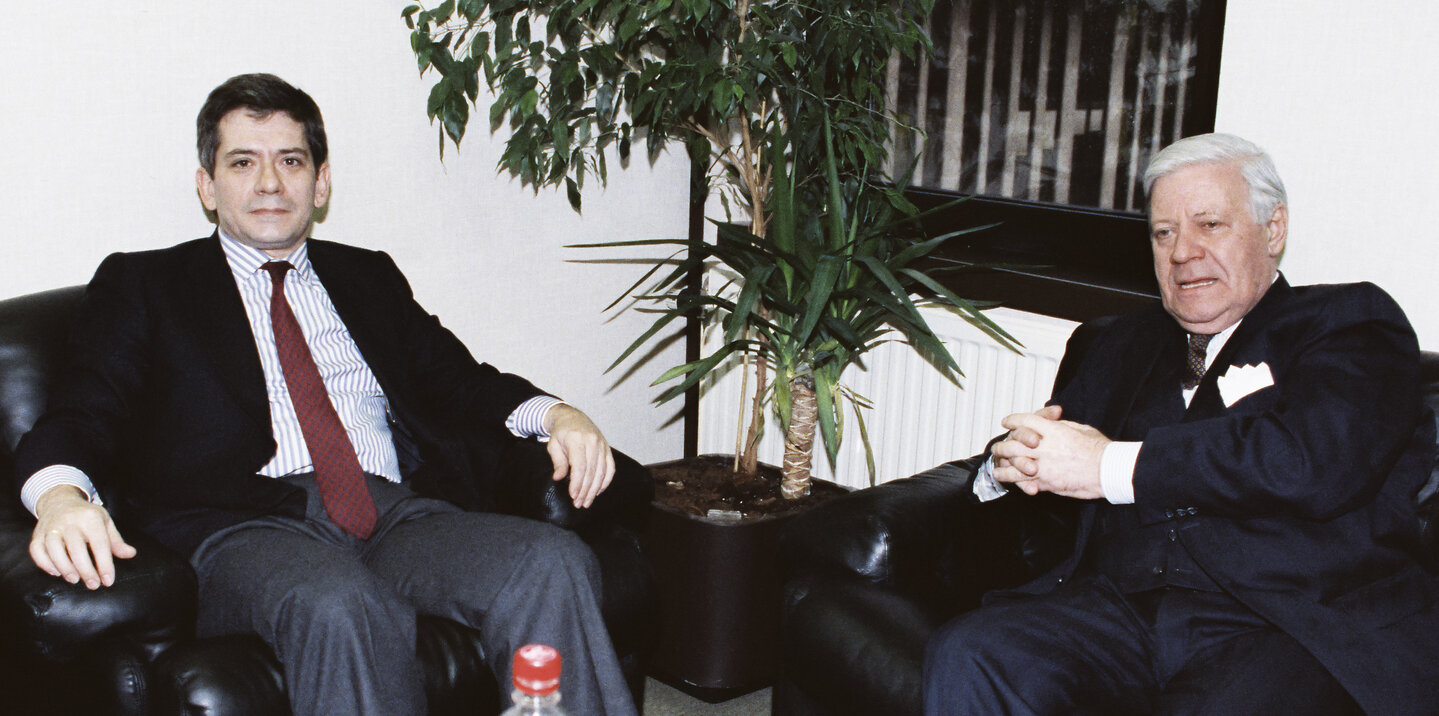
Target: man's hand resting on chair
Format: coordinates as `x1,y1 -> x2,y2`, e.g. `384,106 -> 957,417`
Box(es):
543,403 -> 617,509
29,485 -> 136,590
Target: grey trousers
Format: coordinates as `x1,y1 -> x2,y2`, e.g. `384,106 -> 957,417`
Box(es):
191,474 -> 636,716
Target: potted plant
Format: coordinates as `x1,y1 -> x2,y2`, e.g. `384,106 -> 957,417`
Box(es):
402,0 -> 1015,694
402,0 -> 1012,502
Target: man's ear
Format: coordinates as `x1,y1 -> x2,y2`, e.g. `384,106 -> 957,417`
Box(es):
196,168 -> 217,211
313,162 -> 331,209
1265,203 -> 1288,259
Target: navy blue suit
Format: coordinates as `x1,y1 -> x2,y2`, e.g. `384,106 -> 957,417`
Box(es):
928,277 -> 1438,715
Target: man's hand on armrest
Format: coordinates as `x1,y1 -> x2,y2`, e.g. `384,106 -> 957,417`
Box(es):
543,403 -> 617,509
30,485 -> 136,590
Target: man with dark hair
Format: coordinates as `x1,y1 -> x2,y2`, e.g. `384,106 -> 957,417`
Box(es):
923,133 -> 1439,715
16,73 -> 639,716
195,72 -> 329,177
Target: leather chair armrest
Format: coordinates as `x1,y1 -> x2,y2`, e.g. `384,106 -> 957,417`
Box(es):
151,634 -> 288,716
781,457 -> 1081,612
780,573 -> 947,716
0,511 -> 196,664
780,458 -> 981,590
491,440 -> 653,536
584,525 -> 659,656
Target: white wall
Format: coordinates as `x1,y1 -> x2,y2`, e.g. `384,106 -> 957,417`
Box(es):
0,2 -> 690,462
3,2 -> 1434,470
1215,0 -> 1439,349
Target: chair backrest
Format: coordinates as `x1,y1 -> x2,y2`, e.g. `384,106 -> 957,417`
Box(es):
0,286 -> 86,457
1416,352 -> 1439,564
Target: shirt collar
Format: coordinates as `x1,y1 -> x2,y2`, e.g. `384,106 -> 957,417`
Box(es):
1201,320 -> 1240,371
218,232 -> 314,282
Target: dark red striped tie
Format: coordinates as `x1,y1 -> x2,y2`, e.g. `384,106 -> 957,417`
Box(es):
263,261 -> 378,538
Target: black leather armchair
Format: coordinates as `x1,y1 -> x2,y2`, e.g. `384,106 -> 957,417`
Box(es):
775,336 -> 1439,716
0,285 -> 658,715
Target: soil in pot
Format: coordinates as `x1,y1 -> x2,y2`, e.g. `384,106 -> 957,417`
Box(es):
650,454 -> 848,521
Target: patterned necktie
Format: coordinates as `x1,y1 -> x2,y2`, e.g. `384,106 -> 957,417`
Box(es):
262,262 -> 378,538
1183,332 -> 1214,391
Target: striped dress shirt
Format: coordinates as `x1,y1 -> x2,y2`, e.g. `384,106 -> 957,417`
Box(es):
226,236 -> 403,480
21,235 -> 561,514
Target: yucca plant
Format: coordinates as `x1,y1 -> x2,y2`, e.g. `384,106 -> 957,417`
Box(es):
404,0 -> 1014,499
583,118 -> 1015,498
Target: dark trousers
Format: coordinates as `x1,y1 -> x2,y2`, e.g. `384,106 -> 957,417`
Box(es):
191,473 -> 637,716
922,575 -> 1360,715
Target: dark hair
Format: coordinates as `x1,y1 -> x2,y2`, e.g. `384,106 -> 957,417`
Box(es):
196,73 -> 328,175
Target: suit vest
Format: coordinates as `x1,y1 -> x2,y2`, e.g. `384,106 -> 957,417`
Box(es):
1081,340 -> 1221,593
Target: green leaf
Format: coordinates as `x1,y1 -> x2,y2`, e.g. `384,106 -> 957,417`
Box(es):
653,346 -> 740,403
425,79 -> 449,118
815,371 -> 840,465
898,268 -> 1022,352
792,255 -> 844,348
724,263 -> 775,343
565,176 -> 582,212
441,95 -> 469,144
854,255 -> 923,320
518,88 -> 540,117
412,34 -> 434,73
458,0 -> 486,21
606,306 -> 688,372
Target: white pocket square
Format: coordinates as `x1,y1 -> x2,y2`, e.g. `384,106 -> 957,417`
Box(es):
1217,362 -> 1274,407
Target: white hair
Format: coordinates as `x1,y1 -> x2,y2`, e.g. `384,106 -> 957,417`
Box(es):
1143,133 -> 1287,224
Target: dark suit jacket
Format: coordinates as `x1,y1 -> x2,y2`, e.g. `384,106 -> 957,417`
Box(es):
14,236 -> 548,555
999,276 -> 1438,715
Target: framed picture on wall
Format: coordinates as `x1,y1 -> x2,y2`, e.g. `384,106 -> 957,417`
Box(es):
892,0 -> 1228,320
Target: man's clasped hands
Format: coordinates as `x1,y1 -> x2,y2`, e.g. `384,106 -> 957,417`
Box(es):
989,405 -> 1113,501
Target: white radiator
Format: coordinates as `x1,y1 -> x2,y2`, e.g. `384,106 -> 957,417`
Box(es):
696,306 -> 1079,490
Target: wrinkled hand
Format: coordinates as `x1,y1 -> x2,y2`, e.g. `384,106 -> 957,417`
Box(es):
544,404 -> 616,509
29,486 -> 136,590
991,404 -> 1064,478
991,405 -> 1109,500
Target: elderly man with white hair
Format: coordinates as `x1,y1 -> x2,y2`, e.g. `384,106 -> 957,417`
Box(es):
923,133 -> 1438,715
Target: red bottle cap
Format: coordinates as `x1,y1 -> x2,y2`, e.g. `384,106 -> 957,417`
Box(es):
512,644 -> 562,695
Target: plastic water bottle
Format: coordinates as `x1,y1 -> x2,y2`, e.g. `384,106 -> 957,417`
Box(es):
500,643 -> 568,715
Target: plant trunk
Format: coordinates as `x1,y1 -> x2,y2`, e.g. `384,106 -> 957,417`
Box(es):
739,352 -> 765,478
737,312 -> 771,480
780,376 -> 816,499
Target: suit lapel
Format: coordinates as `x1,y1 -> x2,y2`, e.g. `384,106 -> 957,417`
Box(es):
174,236 -> 271,430
1183,275 -> 1293,420
1120,335 -> 1188,437
1099,312 -> 1187,440
305,242 -> 401,390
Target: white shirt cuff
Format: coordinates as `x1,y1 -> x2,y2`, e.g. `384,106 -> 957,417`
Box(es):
1100,441 -> 1142,504
505,396 -> 566,440
972,457 -> 1010,502
21,465 -> 102,517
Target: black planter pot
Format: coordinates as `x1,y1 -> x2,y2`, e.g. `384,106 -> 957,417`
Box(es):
642,457 -> 843,702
